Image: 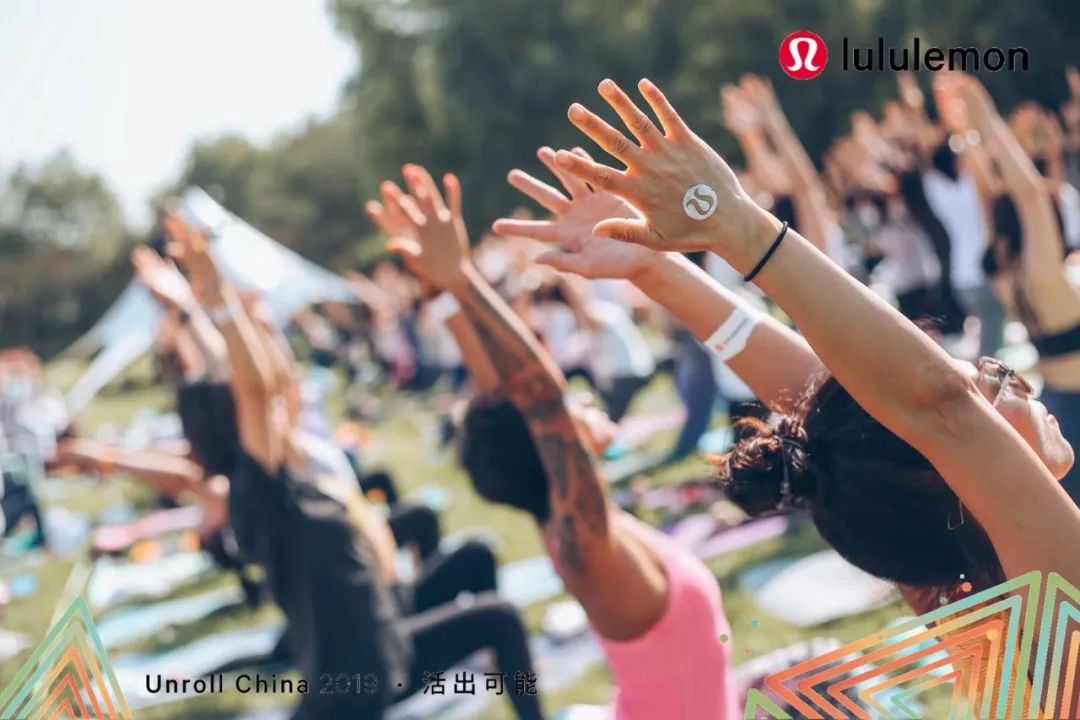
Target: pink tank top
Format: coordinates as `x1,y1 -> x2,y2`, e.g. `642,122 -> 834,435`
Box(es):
551,515 -> 738,719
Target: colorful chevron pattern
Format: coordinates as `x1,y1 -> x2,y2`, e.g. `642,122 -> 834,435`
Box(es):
0,598 -> 130,719
743,571 -> 1080,719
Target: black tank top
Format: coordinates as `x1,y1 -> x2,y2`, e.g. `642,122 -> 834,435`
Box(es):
1013,285 -> 1080,359
229,449 -> 412,715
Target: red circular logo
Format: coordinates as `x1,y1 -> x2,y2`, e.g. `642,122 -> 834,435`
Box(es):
779,30 -> 828,80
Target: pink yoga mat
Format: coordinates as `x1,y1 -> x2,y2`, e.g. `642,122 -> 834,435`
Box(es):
93,506 -> 204,554
695,516 -> 792,560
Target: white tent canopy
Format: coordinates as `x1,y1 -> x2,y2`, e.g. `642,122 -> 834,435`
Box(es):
65,187 -> 358,414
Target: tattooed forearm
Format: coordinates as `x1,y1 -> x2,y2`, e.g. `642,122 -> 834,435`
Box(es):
454,265 -> 609,576
458,282 -> 564,407
556,515 -> 586,575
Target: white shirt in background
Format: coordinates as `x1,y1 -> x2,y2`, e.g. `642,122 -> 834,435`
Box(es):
871,218 -> 941,296
922,171 -> 988,290
1058,182 -> 1080,251
587,300 -> 655,390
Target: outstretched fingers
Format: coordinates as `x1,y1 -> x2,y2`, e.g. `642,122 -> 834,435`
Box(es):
402,164 -> 447,216
491,218 -> 559,245
597,79 -> 661,147
568,102 -> 641,166
507,169 -> 570,215
637,79 -> 691,139
535,249 -> 594,278
380,181 -> 425,228
443,173 -> 463,220
553,149 -> 630,197
538,146 -> 589,199
593,217 -> 665,250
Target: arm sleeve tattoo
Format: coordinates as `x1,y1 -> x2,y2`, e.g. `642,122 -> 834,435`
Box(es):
457,277 -> 609,575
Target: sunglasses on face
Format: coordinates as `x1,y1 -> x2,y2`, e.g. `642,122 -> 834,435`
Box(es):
977,356 -> 1035,408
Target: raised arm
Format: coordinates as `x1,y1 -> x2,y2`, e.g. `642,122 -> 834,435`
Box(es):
946,77 -> 1072,301
132,246 -> 230,382
164,216 -> 283,470
367,182 -> 502,396
493,146 -> 822,412
741,75 -> 834,254
552,77 -> 1080,587
721,85 -> 790,198
55,438 -> 224,515
368,165 -> 641,607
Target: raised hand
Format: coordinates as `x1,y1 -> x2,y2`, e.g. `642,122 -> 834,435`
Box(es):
374,165 -> 471,291
720,85 -> 761,136
131,245 -> 196,311
554,78 -> 765,255
163,214 -> 223,305
493,146 -> 658,281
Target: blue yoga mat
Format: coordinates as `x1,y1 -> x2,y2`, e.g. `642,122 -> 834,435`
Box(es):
497,556 -> 564,608
97,586 -> 245,649
113,623 -> 286,710
88,551 -> 215,611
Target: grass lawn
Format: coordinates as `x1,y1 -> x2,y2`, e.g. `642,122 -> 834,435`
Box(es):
1,367 -> 925,720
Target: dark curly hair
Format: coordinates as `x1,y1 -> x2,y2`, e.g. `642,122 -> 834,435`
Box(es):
718,376 -> 1005,598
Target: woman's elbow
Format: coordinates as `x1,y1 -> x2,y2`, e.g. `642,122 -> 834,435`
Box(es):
908,362 -> 985,436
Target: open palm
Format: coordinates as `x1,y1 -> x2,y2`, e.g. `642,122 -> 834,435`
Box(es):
131,245 -> 195,311
493,146 -> 659,281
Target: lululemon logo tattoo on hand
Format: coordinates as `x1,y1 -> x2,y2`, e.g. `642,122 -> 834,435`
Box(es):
683,184 -> 718,221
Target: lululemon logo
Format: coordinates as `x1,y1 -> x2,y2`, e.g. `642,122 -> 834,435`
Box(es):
683,184 -> 718,221
780,30 -> 828,80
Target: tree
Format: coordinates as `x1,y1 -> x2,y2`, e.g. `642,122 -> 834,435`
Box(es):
0,153 -> 133,356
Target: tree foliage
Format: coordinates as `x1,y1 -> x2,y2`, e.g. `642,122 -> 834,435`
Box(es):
4,0 -> 1078,355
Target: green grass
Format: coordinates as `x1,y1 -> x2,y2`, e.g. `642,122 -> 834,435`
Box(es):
0,371 -> 919,719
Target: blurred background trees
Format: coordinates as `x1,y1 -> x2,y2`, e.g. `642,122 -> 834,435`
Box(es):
3,0 -> 1078,355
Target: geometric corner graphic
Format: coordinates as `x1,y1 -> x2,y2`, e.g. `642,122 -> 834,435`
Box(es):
743,571 -> 1080,720
743,687 -> 792,719
0,597 -> 131,719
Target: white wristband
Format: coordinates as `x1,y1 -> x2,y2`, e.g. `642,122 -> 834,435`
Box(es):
208,300 -> 242,326
428,291 -> 461,323
705,308 -> 760,362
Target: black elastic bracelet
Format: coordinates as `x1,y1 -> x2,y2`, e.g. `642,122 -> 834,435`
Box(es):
742,221 -> 789,283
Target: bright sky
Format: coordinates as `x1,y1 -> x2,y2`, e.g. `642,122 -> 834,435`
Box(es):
0,0 -> 356,228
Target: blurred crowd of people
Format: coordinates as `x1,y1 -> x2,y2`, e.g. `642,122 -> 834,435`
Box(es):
3,66 -> 1080,719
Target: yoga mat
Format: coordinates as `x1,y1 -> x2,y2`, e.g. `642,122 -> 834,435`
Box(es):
602,451 -> 667,484
88,551 -> 216,611
112,624 -> 286,710
640,483 -> 722,512
737,555 -> 806,594
97,586 -> 245,650
664,514 -> 720,548
750,550 -> 897,627
497,556 -> 564,608
695,516 -> 793,561
92,505 -> 204,555
615,409 -> 685,448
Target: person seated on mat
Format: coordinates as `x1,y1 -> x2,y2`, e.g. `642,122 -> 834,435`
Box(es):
543,74 -> 1080,708
372,163 -> 737,720
161,214 -> 544,720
